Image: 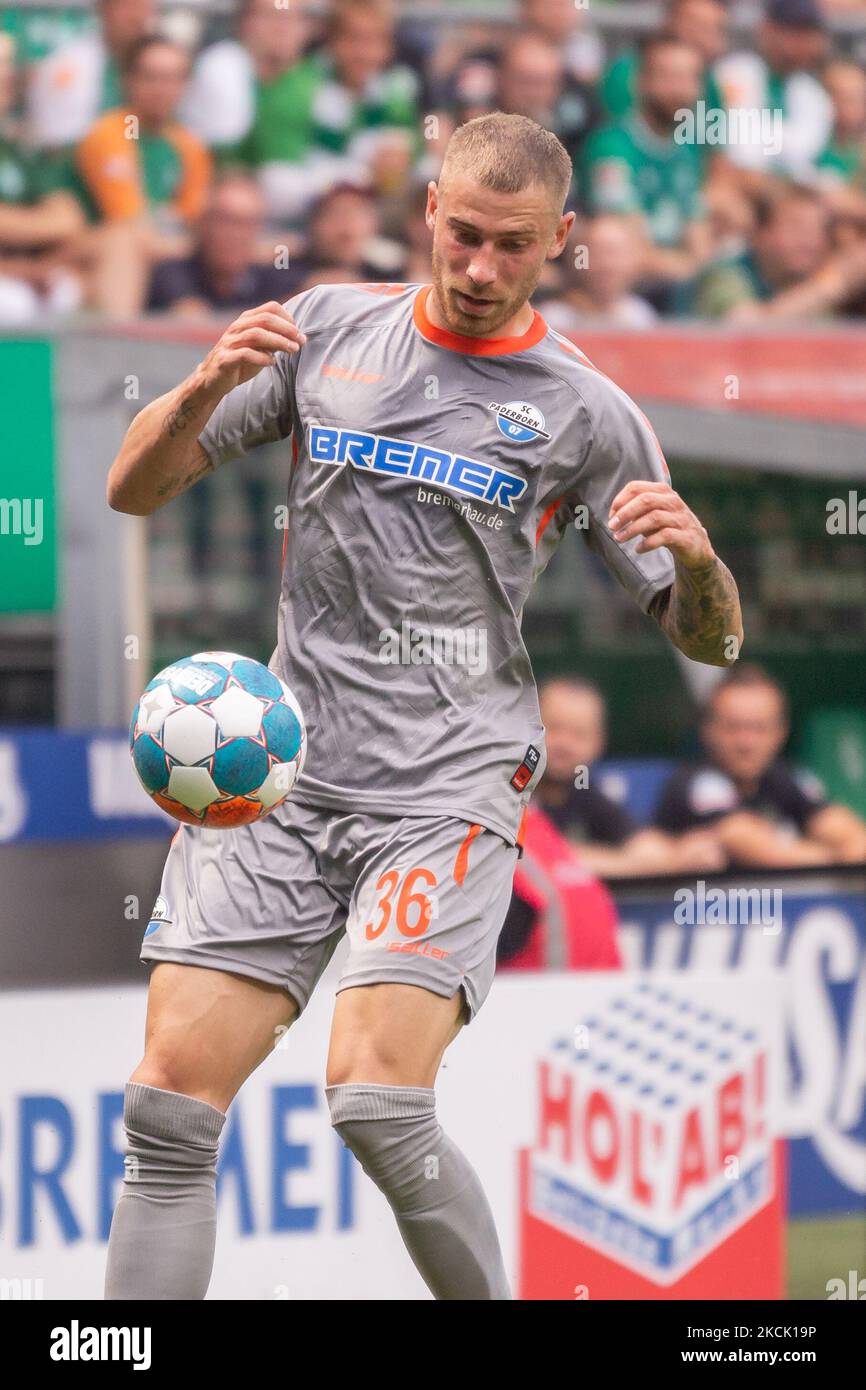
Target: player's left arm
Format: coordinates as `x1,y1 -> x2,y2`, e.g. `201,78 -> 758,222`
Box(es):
609,479 -> 744,667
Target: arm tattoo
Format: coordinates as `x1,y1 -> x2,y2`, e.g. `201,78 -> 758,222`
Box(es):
153,457 -> 213,501
154,393 -> 214,502
162,396 -> 199,439
649,556 -> 743,667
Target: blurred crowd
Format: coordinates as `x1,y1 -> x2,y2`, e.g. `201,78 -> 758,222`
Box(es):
497,662 -> 866,970
3,0 -> 866,324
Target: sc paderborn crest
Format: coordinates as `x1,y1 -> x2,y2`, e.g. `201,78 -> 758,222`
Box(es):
489,401 -> 551,444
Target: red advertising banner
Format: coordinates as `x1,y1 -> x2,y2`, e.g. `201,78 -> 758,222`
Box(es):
569,330 -> 866,427
101,316 -> 866,426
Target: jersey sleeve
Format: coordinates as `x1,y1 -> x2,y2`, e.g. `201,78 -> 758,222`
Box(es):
574,372 -> 677,613
196,287 -> 317,469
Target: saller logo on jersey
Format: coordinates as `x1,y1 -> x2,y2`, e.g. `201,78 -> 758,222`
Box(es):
309,425 -> 527,512
511,745 -> 541,791
488,401 -> 550,443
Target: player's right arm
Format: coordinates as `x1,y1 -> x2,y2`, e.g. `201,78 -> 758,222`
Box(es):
106,302 -> 306,516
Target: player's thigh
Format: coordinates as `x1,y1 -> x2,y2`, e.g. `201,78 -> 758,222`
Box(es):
326,815 -> 517,1088
326,981 -> 465,1090
131,961 -> 298,1112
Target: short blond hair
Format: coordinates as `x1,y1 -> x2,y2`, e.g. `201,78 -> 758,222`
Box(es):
440,112 -> 573,215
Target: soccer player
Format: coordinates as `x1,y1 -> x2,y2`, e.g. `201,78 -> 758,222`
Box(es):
104,111 -> 743,1301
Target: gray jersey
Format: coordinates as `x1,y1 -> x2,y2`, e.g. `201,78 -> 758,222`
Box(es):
198,282 -> 676,845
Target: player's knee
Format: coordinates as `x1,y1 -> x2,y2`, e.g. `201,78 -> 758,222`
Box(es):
326,1085 -> 441,1199
325,1034 -> 407,1088
118,1082 -> 225,1190
130,1051 -> 225,1112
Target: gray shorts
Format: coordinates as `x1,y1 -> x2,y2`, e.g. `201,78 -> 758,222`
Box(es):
140,796 -> 519,1022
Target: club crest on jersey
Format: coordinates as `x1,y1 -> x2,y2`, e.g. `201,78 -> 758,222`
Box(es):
489,401 -> 550,444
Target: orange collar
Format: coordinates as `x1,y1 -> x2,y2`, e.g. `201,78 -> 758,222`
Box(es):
413,285 -> 548,357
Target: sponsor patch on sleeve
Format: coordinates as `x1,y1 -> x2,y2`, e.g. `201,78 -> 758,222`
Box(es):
511,745 -> 541,792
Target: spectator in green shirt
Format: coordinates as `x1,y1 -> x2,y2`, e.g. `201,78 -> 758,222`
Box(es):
519,0 -> 605,85
816,59 -> 866,221
0,6 -> 94,66
182,0 -> 316,157
67,35 -> 213,319
601,0 -> 729,125
582,33 -> 713,302
26,0 -> 155,150
477,31 -> 600,172
230,0 -> 421,224
0,31 -> 85,321
690,182 -> 866,319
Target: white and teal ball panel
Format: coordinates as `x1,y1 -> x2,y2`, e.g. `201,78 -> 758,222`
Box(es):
129,652 -> 305,827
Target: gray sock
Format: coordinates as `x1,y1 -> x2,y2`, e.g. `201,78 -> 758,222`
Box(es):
104,1082 -> 226,1301
327,1082 -> 511,1301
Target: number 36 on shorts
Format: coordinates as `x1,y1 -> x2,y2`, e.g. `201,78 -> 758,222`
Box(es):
363,866 -> 438,940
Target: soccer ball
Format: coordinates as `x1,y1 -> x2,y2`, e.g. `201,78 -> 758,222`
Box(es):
129,652 -> 306,828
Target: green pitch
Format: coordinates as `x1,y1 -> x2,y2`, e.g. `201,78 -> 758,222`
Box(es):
787,1216 -> 866,1300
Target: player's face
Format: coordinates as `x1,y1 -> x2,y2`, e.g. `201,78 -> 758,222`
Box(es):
428,173 -> 571,336
539,685 -> 606,785
702,686 -> 788,784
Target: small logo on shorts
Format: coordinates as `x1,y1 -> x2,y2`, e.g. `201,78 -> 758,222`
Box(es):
144,895 -> 172,937
489,401 -> 550,444
511,745 -> 541,792
386,941 -> 449,959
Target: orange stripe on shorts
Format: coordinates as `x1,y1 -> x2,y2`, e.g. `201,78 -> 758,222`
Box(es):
453,822 -> 483,886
